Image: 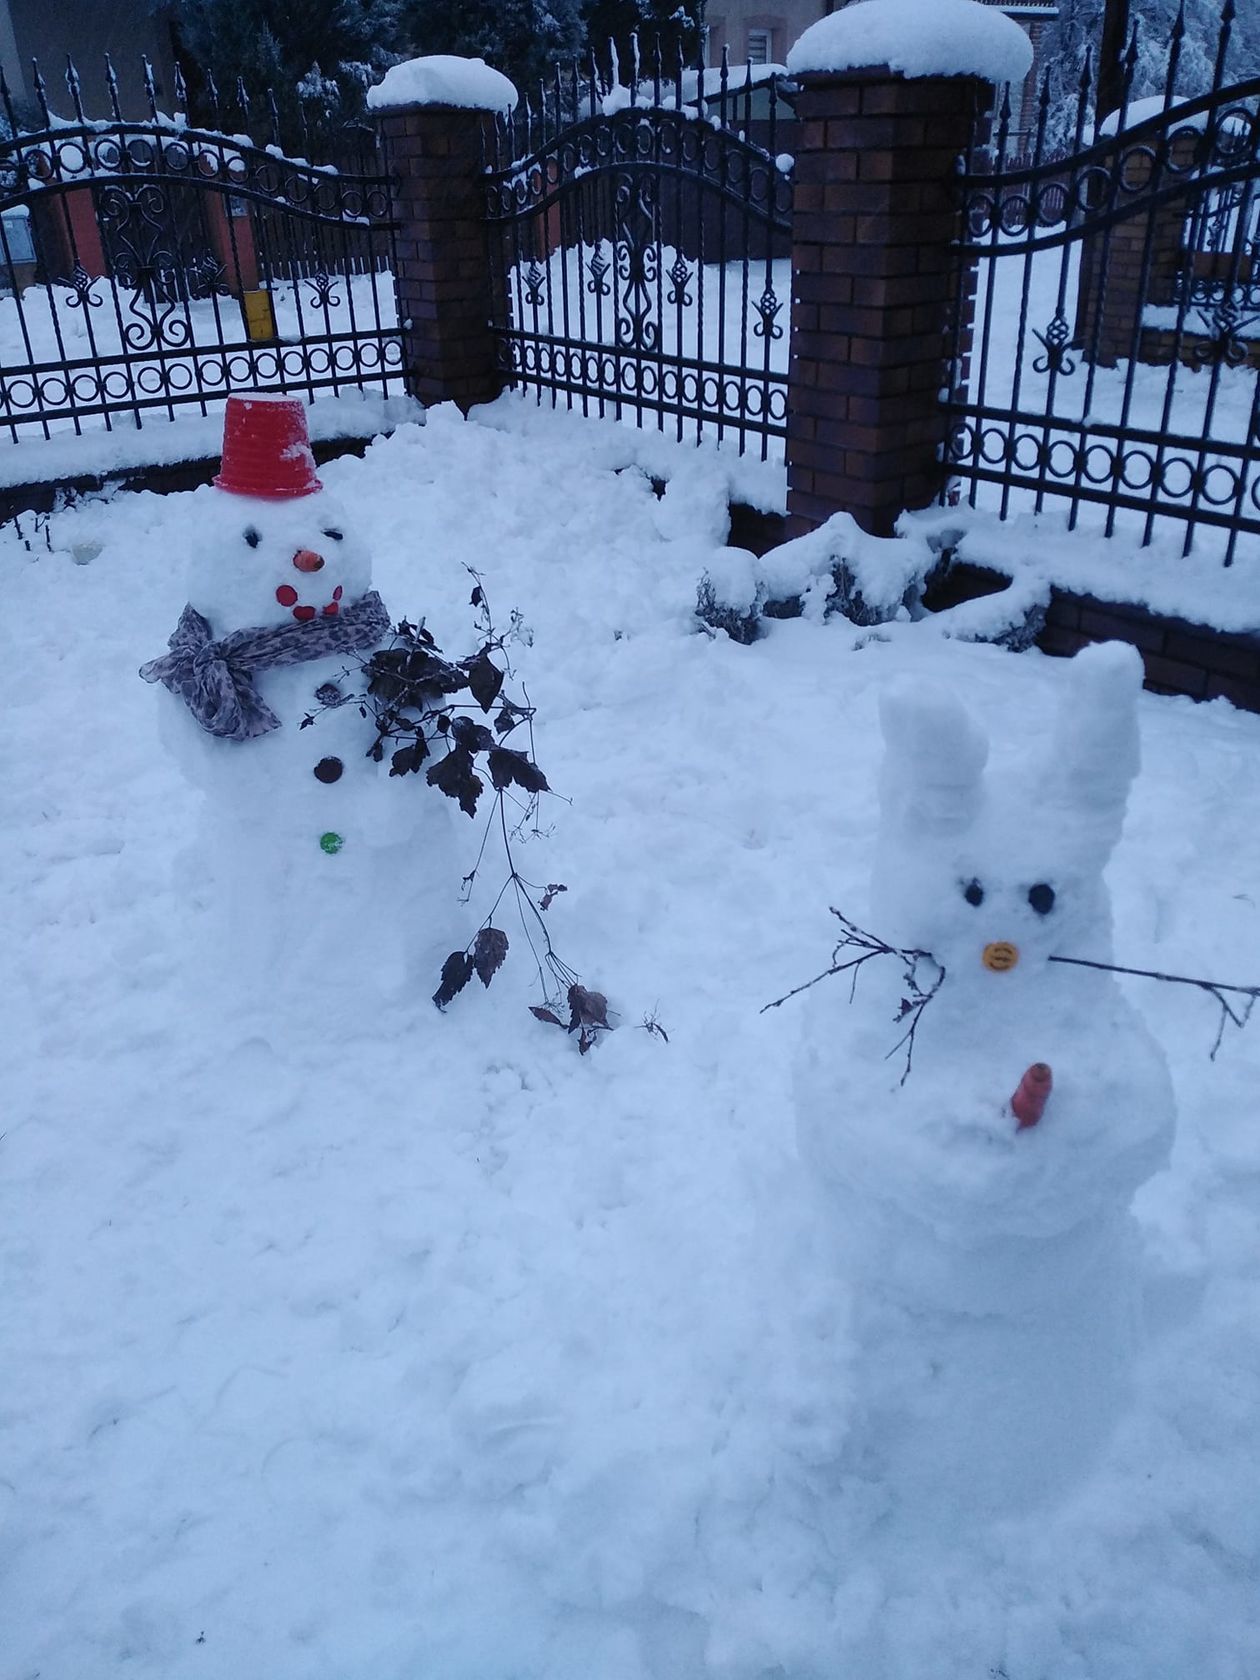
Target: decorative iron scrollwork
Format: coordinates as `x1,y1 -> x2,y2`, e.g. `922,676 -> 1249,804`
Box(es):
666,255 -> 692,308
1032,309 -> 1076,376
524,261 -> 547,307
61,261 -> 101,310
1191,295 -> 1255,369
305,272 -> 342,311
613,171 -> 659,352
753,285 -> 783,341
586,248 -> 610,297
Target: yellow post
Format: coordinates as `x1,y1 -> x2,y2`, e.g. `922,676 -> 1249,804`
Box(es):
241,288 -> 277,341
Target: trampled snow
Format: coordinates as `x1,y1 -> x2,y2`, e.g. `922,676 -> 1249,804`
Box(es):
787,0 -> 1033,84
2,395 -> 1259,1680
367,54 -> 519,115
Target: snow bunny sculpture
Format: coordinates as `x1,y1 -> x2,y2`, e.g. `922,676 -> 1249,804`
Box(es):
794,642 -> 1175,1515
142,393 -> 456,1004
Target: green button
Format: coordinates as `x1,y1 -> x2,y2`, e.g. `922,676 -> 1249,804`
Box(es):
319,831 -> 344,855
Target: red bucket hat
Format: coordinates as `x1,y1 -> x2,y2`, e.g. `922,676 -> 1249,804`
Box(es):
213,393 -> 323,499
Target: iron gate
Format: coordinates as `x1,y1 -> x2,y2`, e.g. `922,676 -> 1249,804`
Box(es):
944,4 -> 1260,566
0,58 -> 403,443
483,57 -> 795,460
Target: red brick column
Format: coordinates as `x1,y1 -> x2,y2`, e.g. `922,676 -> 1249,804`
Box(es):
1077,130 -> 1198,369
786,71 -> 983,539
373,103 -> 505,410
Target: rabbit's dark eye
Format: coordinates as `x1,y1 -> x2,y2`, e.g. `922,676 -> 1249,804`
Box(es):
963,879 -> 985,907
1028,883 -> 1056,916
243,526 -> 261,548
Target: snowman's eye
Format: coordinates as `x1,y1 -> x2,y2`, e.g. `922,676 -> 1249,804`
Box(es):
1028,883 -> 1056,916
243,526 -> 260,548
321,527 -> 344,541
962,879 -> 984,907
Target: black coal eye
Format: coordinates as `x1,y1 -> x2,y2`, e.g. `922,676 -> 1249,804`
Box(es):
321,527 -> 343,541
1028,883 -> 1056,916
963,879 -> 984,907
243,526 -> 261,548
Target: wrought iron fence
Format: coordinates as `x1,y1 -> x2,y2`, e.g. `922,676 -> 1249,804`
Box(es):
945,3 -> 1260,565
0,55 -> 403,445
483,50 -> 795,460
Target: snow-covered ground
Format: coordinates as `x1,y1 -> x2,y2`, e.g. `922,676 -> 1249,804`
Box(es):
3,396 -> 1259,1680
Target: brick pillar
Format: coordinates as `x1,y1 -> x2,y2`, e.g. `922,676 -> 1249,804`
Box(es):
1077,129 -> 1198,369
373,103 -> 505,410
785,71 -> 983,539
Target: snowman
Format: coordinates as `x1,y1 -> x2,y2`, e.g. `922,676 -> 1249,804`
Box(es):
142,392 -> 457,1009
793,642 -> 1175,1516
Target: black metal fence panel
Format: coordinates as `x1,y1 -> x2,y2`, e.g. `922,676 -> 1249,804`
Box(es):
945,3 -> 1260,565
483,52 -> 795,460
0,56 -> 403,446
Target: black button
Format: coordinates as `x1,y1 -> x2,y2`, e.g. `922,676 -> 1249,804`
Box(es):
313,757 -> 344,784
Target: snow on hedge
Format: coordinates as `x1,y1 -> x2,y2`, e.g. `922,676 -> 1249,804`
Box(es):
787,0 -> 1033,83
367,54 -> 519,115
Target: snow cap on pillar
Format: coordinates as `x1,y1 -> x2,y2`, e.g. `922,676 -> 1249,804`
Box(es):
787,0 -> 1034,83
366,54 -> 519,115
213,393 -> 322,500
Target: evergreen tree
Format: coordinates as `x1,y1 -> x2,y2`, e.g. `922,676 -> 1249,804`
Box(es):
174,0 -> 405,145
582,0 -> 705,83
393,0 -> 585,98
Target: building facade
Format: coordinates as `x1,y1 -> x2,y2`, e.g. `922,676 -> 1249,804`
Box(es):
705,0 -> 1058,147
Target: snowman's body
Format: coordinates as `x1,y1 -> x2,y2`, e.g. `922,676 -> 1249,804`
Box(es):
794,644 -> 1174,1514
156,475 -> 457,1007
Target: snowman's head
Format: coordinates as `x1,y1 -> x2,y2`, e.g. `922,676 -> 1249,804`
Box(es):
871,642 -> 1143,981
184,484 -> 372,634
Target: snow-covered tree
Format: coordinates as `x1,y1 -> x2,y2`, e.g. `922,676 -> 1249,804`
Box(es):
1042,0 -> 1260,145
582,0 -> 705,82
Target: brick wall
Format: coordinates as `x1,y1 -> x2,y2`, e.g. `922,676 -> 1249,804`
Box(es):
1040,589 -> 1260,710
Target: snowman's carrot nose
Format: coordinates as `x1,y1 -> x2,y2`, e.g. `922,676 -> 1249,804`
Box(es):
293,548 -> 325,572
1012,1062 -> 1052,1130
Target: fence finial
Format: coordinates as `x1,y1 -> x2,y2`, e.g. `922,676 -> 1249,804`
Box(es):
31,59 -> 51,127
103,54 -> 123,122
1164,5 -> 1185,105
0,63 -> 18,137
65,55 -> 85,123
142,53 -> 159,120
1213,0 -> 1236,96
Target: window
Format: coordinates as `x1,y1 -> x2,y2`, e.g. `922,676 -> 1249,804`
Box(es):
746,27 -> 772,65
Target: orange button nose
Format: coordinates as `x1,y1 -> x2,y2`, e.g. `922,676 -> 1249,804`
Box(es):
293,548 -> 324,573
982,941 -> 1019,972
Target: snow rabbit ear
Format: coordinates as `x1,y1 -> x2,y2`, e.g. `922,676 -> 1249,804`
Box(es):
878,679 -> 989,840
1045,642 -> 1143,859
